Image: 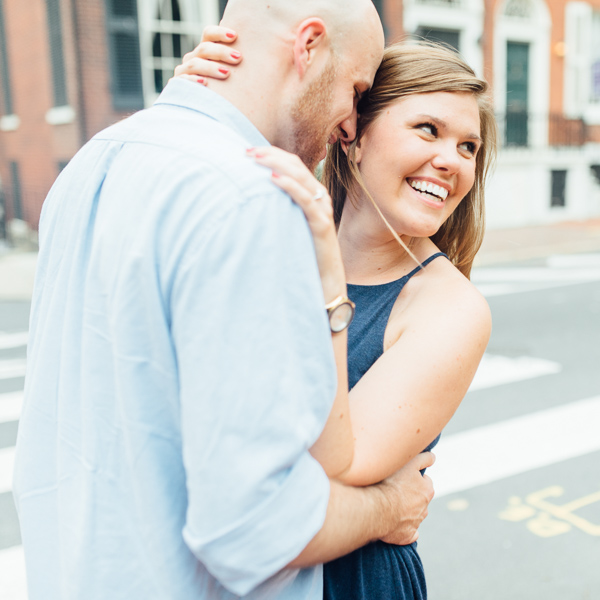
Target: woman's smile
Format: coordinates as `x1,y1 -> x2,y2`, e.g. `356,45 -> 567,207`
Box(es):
353,91 -> 481,238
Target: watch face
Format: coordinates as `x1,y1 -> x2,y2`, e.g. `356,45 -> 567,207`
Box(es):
330,302 -> 355,333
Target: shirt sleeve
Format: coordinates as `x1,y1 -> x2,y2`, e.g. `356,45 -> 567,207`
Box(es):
169,186 -> 335,596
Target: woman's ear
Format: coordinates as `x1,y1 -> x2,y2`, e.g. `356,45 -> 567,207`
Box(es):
342,139 -> 363,164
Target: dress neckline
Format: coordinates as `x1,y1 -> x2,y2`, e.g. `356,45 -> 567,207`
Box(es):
347,252 -> 448,289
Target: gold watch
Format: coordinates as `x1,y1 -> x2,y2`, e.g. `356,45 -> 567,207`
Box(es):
325,295 -> 355,333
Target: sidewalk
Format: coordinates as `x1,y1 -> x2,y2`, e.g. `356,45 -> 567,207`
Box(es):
475,218 -> 600,266
0,219 -> 599,301
0,251 -> 38,301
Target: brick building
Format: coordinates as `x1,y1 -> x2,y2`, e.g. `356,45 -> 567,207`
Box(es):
0,0 -> 225,240
2,0 -> 600,240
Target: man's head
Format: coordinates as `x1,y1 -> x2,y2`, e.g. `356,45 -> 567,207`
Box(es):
218,0 -> 385,170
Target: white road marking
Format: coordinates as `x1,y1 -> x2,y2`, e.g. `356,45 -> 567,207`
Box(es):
0,332 -> 28,351
0,392 -> 23,424
547,253 -> 600,268
430,395 -> 600,498
469,354 -> 561,391
0,446 -> 15,495
471,254 -> 600,297
0,359 -> 26,381
0,545 -> 28,600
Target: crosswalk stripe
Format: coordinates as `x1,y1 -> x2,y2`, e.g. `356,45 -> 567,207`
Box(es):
0,446 -> 15,495
430,395 -> 600,498
0,545 -> 28,600
0,332 -> 28,351
471,256 -> 600,297
469,354 -> 561,391
0,359 -> 27,381
0,392 -> 23,424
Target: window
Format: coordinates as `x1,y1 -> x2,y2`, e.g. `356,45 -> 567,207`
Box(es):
9,161 -> 23,220
46,0 -> 68,107
590,13 -> 600,104
550,170 -> 567,208
415,26 -> 460,51
404,0 -> 483,77
151,0 -> 196,94
105,0 -> 144,110
0,0 -> 13,116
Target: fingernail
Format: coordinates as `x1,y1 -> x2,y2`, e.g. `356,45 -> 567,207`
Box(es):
218,67 -> 229,75
196,77 -> 205,84
231,51 -> 241,59
226,32 -> 236,39
272,172 -> 280,179
246,147 -> 255,153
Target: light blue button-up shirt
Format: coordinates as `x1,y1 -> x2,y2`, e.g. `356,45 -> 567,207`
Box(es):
14,79 -> 336,599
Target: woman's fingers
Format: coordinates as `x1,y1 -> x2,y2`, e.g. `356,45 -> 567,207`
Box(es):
183,40 -> 242,65
169,74 -> 208,86
201,25 -> 237,44
174,56 -> 233,80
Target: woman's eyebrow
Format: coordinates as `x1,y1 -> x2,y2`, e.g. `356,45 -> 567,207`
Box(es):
415,114 -> 482,142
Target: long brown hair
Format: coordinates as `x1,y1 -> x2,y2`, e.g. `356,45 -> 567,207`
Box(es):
323,42 -> 497,278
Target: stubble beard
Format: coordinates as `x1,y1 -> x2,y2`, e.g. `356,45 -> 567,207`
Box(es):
290,61 -> 337,172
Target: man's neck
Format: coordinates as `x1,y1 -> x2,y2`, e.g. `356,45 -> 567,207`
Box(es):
206,58 -> 287,146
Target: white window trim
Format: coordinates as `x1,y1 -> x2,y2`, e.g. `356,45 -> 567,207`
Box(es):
45,105 -> 76,125
403,0 -> 484,76
0,114 -> 20,131
563,2 -> 600,125
137,0 -> 220,108
494,0 -> 551,149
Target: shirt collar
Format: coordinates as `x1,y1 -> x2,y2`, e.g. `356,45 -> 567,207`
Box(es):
154,78 -> 271,148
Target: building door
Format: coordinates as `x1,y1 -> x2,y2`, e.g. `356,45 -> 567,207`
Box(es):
506,41 -> 529,146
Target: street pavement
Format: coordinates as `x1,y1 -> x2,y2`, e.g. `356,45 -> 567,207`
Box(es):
0,219 -> 599,598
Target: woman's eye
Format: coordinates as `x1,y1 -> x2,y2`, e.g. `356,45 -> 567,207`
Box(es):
459,141 -> 478,156
417,122 -> 437,136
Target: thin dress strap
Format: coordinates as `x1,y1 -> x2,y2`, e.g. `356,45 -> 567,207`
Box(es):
404,251 -> 448,280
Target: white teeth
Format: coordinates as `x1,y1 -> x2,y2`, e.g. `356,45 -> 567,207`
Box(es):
409,179 -> 449,201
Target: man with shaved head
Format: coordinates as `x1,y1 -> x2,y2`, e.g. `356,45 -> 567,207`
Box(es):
14,1 -> 433,599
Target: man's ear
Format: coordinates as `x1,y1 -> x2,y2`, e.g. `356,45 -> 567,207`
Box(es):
293,18 -> 328,78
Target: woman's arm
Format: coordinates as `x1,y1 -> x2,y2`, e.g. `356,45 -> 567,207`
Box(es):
342,279 -> 491,485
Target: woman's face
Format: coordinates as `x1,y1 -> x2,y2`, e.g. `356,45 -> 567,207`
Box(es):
354,91 -> 481,239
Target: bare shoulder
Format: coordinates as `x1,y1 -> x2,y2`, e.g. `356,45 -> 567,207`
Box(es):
385,251 -> 491,349
415,255 -> 491,336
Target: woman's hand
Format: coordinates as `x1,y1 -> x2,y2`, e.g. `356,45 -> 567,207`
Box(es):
247,146 -> 347,303
173,26 -> 241,85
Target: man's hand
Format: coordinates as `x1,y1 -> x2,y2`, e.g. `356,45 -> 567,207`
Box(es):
378,452 -> 435,545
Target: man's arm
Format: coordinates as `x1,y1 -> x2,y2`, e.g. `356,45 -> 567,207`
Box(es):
290,451 -> 435,567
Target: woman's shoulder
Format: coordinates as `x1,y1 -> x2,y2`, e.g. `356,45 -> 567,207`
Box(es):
385,241 -> 491,347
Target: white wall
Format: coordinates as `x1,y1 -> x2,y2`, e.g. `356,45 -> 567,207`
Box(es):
485,148 -> 600,228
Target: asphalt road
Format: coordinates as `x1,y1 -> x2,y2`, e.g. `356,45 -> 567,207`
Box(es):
419,252 -> 600,600
1,251 -> 599,599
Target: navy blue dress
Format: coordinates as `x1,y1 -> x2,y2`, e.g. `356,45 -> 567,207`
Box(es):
323,252 -> 447,600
